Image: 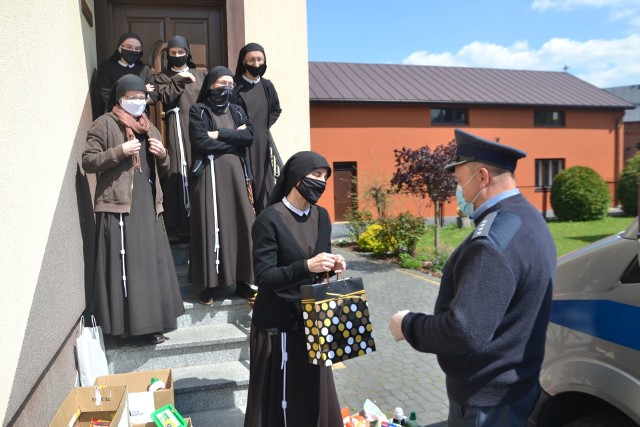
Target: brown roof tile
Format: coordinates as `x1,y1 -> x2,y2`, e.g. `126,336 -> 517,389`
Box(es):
309,62 -> 632,109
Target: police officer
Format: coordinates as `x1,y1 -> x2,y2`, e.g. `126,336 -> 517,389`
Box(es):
389,129 -> 556,427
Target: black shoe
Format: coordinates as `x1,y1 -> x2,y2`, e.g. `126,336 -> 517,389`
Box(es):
198,287 -> 216,305
143,333 -> 166,345
235,282 -> 258,300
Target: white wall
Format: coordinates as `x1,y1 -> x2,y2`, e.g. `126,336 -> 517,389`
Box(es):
0,0 -> 96,423
243,0 -> 311,162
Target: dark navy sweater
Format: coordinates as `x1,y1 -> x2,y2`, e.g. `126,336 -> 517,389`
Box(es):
402,193 -> 556,406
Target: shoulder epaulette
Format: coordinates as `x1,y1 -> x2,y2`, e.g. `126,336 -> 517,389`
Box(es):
472,211 -> 498,240
472,210 -> 522,250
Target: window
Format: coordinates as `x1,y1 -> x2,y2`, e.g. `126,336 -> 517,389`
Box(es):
431,108 -> 468,125
534,110 -> 565,127
535,159 -> 564,188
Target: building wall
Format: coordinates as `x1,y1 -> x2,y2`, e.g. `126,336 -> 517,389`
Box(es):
0,0 -> 98,425
244,0 -> 311,161
310,104 -> 622,222
0,1 -> 309,425
624,121 -> 640,165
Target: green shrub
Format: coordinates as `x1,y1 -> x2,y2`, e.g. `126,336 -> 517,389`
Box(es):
345,208 -> 373,242
550,166 -> 610,221
421,248 -> 450,272
616,153 -> 640,216
387,212 -> 426,256
399,253 -> 423,270
357,223 -> 396,255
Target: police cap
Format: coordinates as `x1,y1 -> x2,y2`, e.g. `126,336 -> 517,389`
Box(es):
445,129 -> 526,172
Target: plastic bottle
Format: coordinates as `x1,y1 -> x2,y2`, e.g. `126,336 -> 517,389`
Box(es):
392,407 -> 406,425
148,377 -> 166,392
404,410 -> 419,427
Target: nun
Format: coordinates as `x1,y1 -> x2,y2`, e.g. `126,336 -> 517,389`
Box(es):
155,35 -> 207,238
244,151 -> 346,427
233,42 -> 282,215
188,66 -> 256,305
97,32 -> 158,115
82,74 -> 184,345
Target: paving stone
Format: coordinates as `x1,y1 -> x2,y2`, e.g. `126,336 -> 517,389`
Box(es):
331,247 -> 449,425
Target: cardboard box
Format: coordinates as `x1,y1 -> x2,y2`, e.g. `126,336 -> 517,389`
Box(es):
94,369 -> 174,427
50,385 -> 129,427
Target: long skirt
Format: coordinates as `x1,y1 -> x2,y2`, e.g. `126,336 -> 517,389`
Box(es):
190,153 -> 254,292
244,326 -> 343,427
93,162 -> 184,336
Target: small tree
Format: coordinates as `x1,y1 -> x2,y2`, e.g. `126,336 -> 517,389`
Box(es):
391,141 -> 457,251
616,152 -> 640,216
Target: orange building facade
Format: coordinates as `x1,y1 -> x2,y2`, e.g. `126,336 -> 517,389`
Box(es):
311,103 -> 625,222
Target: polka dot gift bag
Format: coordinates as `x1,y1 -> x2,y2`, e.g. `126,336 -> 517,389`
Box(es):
300,274 -> 376,366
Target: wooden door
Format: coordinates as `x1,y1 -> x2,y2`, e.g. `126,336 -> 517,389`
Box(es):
96,1 -> 226,127
334,162 -> 357,222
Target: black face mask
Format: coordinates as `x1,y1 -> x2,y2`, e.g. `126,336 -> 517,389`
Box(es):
245,63 -> 266,77
168,55 -> 188,68
207,86 -> 233,114
296,177 -> 326,205
121,49 -> 142,64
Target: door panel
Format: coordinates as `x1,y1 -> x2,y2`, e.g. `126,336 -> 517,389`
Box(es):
110,4 -> 223,70
334,162 -> 357,222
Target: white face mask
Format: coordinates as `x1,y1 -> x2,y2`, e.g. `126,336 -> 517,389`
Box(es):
120,98 -> 146,117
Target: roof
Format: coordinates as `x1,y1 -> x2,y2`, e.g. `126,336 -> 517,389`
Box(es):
309,62 -> 633,109
603,85 -> 640,121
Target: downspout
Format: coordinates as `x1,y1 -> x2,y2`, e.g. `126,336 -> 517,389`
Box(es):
614,111 -> 625,204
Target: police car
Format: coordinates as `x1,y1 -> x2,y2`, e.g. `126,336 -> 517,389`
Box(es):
530,218 -> 640,426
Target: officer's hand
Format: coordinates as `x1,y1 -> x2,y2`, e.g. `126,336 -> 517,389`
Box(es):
389,310 -> 409,341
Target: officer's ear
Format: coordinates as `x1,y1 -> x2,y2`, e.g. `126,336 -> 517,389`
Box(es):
478,166 -> 490,185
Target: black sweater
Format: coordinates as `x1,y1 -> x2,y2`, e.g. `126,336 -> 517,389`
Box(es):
251,203 -> 332,332
402,193 -> 556,406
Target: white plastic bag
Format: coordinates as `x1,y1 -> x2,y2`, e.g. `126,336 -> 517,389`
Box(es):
76,315 -> 109,386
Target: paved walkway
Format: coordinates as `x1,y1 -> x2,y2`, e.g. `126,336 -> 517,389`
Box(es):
331,245 -> 449,427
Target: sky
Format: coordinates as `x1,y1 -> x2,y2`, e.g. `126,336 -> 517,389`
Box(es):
306,0 -> 640,88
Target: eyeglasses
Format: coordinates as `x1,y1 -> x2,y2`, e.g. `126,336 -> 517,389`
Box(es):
244,57 -> 264,65
123,95 -> 148,101
216,82 -> 235,88
121,44 -> 142,52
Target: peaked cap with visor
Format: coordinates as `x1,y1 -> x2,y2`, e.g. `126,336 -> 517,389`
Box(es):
445,129 -> 527,173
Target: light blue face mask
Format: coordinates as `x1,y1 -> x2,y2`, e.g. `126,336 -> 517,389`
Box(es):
456,171 -> 481,217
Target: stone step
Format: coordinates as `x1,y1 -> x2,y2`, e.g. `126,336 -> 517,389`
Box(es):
170,242 -> 190,266
106,323 -> 250,373
184,406 -> 247,427
178,293 -> 252,329
174,360 -> 250,414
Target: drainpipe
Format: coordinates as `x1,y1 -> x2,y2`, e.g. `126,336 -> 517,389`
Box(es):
614,112 -> 625,204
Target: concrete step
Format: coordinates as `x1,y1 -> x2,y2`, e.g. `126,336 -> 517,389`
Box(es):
170,242 -> 189,266
106,323 -> 250,373
178,294 -> 252,329
184,406 -> 246,427
174,360 -> 250,413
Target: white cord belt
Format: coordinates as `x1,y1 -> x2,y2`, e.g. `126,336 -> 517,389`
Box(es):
281,332 -> 288,427
118,213 -> 128,298
207,155 -> 220,273
167,107 -> 190,216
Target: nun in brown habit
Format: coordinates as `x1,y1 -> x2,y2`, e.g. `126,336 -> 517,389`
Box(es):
244,151 -> 346,427
155,35 -> 207,237
188,66 -> 256,304
233,42 -> 282,215
83,74 -> 184,345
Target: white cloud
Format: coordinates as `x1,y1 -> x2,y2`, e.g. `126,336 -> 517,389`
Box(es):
531,0 -> 640,28
531,0 -> 640,12
402,34 -> 640,87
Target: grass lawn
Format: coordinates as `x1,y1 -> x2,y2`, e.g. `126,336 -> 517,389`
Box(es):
417,215 -> 635,259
